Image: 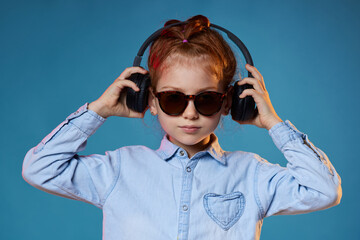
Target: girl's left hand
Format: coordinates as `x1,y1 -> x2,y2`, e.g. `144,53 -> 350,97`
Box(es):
235,64 -> 283,130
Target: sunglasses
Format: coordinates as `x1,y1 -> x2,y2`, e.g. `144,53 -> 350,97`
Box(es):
153,90 -> 228,116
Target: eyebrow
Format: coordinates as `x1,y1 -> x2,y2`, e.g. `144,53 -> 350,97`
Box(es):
159,86 -> 218,93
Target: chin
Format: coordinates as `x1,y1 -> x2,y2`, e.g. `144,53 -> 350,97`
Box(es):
171,132 -> 210,147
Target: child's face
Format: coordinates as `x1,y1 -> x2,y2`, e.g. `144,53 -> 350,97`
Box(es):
148,62 -> 232,153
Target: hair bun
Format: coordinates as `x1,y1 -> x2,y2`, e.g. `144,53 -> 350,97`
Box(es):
163,15 -> 210,28
186,15 -> 210,29
160,15 -> 211,40
163,15 -> 210,33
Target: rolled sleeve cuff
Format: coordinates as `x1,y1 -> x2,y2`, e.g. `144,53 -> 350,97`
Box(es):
268,120 -> 306,152
67,102 -> 107,137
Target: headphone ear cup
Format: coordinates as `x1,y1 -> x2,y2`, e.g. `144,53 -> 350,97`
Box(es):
231,81 -> 258,121
126,72 -> 151,112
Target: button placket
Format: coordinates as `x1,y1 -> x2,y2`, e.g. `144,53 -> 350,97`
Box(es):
177,159 -> 199,240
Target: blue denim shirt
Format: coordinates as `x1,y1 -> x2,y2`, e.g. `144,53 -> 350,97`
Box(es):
22,102 -> 342,240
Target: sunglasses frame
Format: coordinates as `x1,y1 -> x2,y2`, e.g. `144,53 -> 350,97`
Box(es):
153,90 -> 228,116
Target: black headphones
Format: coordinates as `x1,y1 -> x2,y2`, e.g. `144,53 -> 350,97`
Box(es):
125,21 -> 258,121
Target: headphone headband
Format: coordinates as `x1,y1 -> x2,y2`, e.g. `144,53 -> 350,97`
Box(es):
133,21 -> 254,77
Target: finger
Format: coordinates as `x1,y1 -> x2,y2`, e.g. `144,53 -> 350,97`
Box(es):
238,89 -> 262,103
114,79 -> 140,92
245,64 -> 266,89
118,67 -> 148,80
238,77 -> 265,93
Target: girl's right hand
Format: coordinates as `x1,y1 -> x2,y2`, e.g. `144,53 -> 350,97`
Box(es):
88,67 -> 149,119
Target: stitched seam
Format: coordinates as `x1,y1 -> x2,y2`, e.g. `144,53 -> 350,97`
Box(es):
302,138 -> 334,176
41,121 -> 68,145
48,151 -> 102,209
279,122 -> 332,174
303,138 -> 322,160
276,120 -> 303,152
52,180 -> 103,209
284,119 -> 334,176
46,126 -> 88,177
86,108 -> 107,122
203,194 -> 217,223
203,192 -> 245,231
42,114 -> 90,146
254,161 -> 265,219
78,157 -> 103,208
102,149 -> 122,207
68,121 -> 88,136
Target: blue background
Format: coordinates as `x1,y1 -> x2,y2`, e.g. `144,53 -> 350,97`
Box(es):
1,0 -> 358,239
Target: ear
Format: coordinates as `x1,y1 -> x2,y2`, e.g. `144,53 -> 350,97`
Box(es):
148,87 -> 158,115
222,85 -> 233,116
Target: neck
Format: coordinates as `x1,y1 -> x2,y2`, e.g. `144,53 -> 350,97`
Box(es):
168,134 -> 213,159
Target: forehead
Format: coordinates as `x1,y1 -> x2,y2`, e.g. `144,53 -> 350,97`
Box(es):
156,63 -> 222,93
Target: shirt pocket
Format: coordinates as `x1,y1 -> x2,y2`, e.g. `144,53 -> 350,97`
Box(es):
203,191 -> 246,231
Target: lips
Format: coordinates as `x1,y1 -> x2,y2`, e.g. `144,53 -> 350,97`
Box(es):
179,126 -> 201,133
180,125 -> 200,129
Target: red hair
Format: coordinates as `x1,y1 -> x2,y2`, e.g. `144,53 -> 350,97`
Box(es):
147,15 -> 237,91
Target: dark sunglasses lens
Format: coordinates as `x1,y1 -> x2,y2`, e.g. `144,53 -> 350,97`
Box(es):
159,92 -> 187,115
196,92 -> 223,116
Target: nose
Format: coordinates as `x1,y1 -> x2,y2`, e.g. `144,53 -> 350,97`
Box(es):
182,99 -> 199,119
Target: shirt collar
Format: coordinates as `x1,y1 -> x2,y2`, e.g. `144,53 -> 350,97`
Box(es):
155,133 -> 227,165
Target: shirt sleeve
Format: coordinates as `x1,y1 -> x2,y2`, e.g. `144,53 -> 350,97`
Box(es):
254,120 -> 342,218
22,102 -> 120,209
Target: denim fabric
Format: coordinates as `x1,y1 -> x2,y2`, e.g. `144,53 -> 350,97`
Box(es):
22,102 -> 342,240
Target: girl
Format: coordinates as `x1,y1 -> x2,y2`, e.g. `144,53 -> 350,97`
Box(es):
22,15 -> 342,240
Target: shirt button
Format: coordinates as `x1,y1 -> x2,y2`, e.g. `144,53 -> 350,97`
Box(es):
182,205 -> 188,211
179,150 -> 185,156
186,167 -> 191,172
